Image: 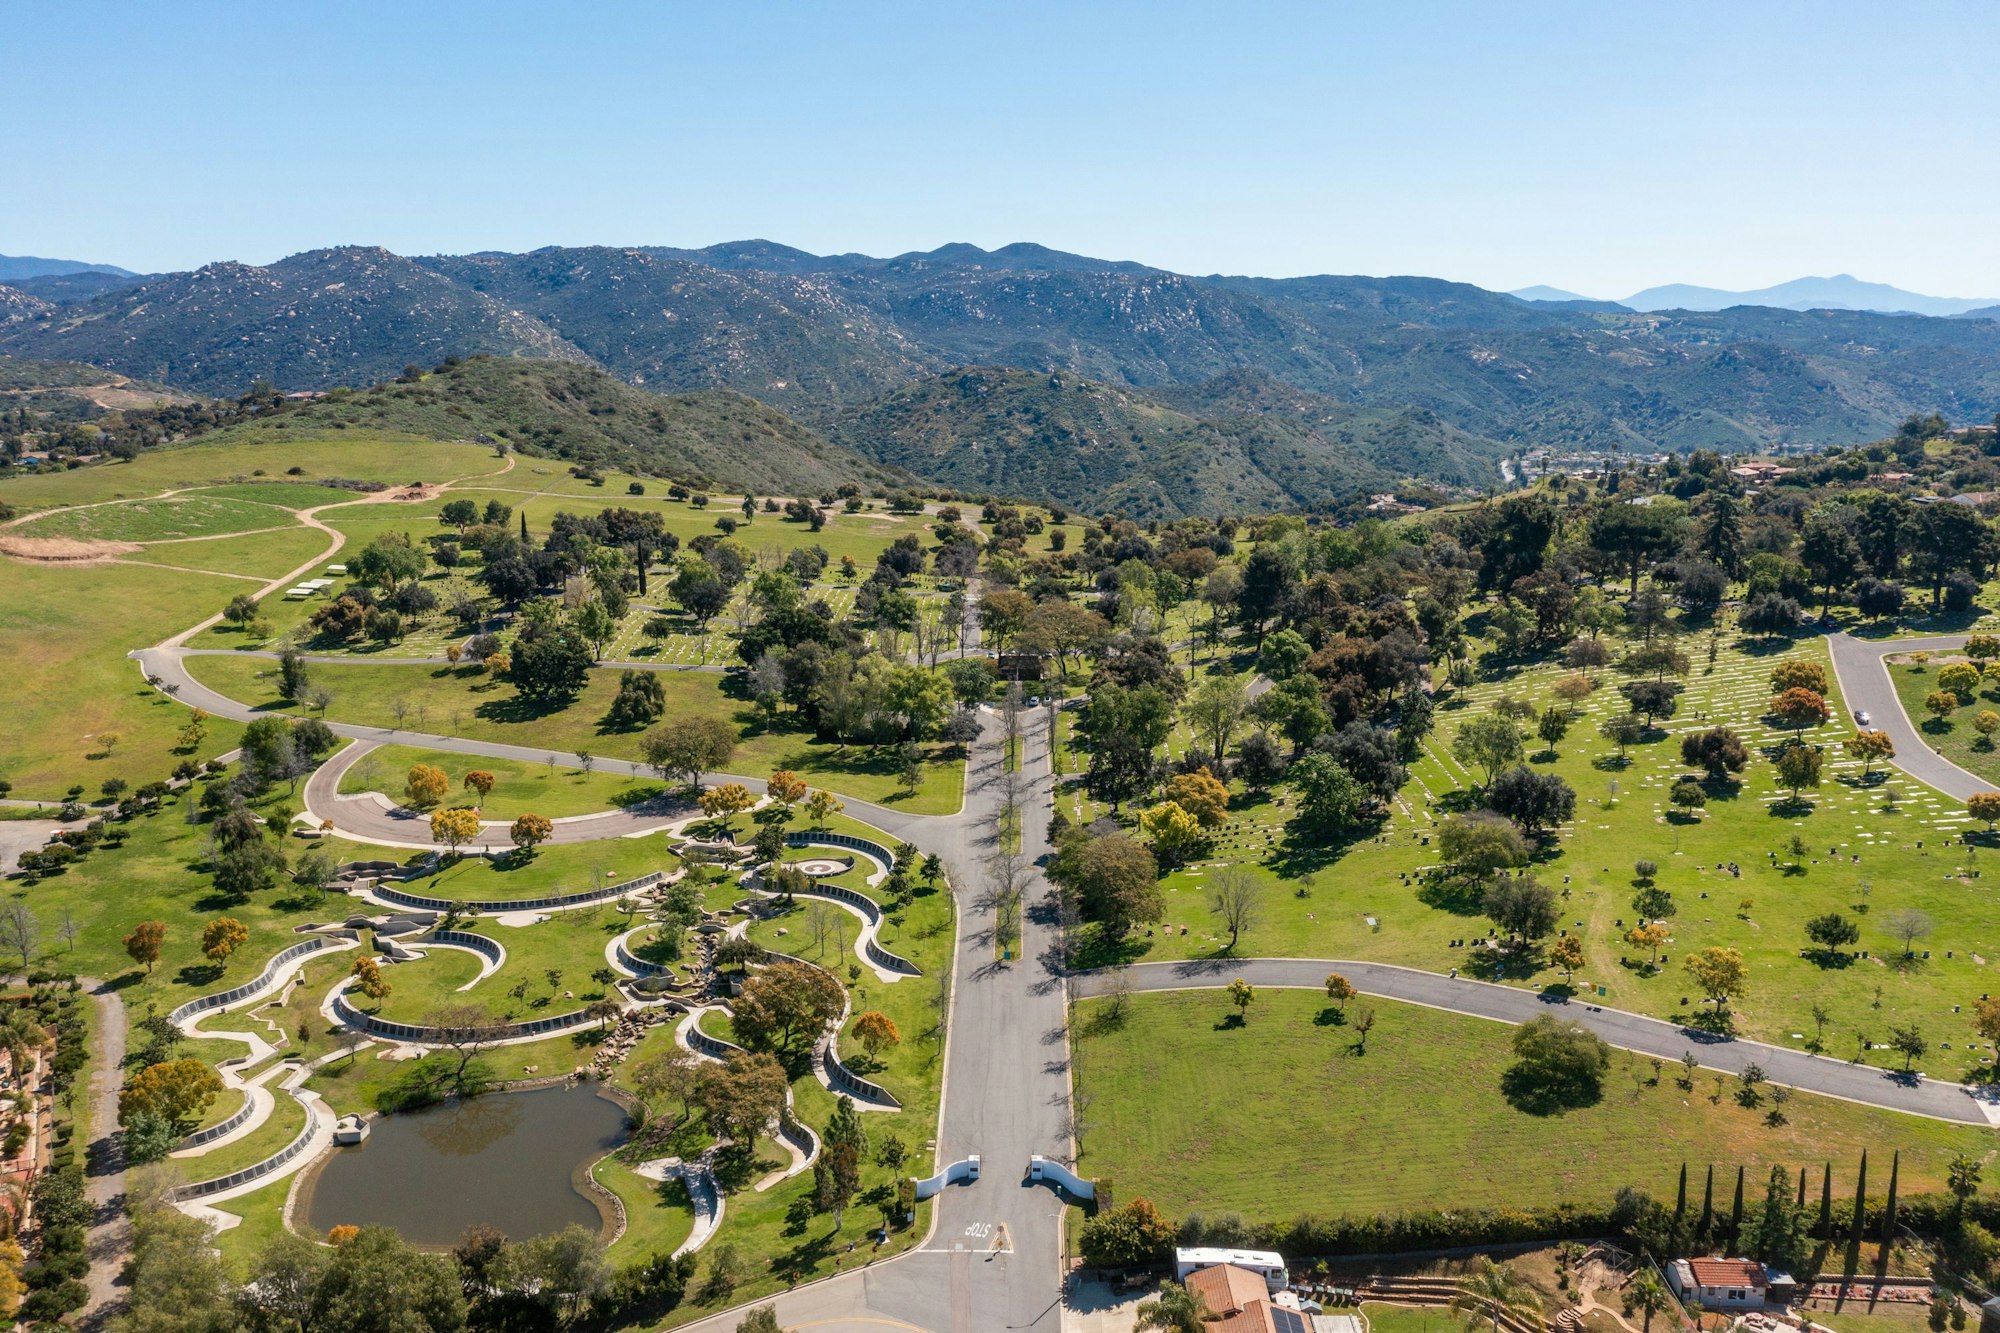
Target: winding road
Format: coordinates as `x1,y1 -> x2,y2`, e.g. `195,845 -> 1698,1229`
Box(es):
1826,631 -> 1991,800
1071,959 -> 2000,1126
62,455 -> 2000,1330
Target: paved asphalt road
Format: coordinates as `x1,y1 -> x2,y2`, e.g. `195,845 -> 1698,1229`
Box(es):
299,739 -> 705,851
676,707 -> 1075,1333
154,634 -> 1077,1332
1072,958 -> 2000,1126
132,631 -> 2000,1328
136,645 -> 933,843
1827,631 -> 1988,799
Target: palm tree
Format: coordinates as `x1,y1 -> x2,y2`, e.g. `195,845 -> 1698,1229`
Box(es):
1450,1258 -> 1541,1333
1135,1281 -> 1211,1333
1628,1270 -> 1672,1333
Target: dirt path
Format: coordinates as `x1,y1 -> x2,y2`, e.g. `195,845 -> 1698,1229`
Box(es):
78,979 -> 129,1330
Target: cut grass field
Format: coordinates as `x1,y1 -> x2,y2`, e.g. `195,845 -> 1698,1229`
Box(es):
0,434 -> 501,513
0,557 -> 249,795
361,906 -> 629,1025
1073,990 -> 1996,1222
1075,634 -> 2000,1078
16,494 -> 295,542
186,654 -> 967,814
337,744 -> 672,821
126,524 -> 333,580
1890,660 -> 2000,787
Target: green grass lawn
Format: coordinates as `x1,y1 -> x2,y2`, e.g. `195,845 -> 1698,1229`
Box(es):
0,434 -> 500,513
186,654 -> 966,813
1074,990 -> 1995,1223
1076,632 -> 2000,1078
178,1081 -> 309,1180
321,834 -> 673,903
17,495 -> 298,543
0,557 -> 250,796
126,524 -> 334,580
361,907 -> 628,1025
339,744 -> 671,821
185,482 -> 372,509
1890,659 -> 2000,787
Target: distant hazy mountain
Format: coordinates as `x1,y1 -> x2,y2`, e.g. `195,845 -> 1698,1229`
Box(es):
0,254 -> 137,281
1509,284 -> 1593,303
1621,274 -> 2000,316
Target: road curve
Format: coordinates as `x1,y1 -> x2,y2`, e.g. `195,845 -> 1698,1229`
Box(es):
1072,957 -> 2000,1126
133,645 -> 939,842
1827,631 -> 1990,801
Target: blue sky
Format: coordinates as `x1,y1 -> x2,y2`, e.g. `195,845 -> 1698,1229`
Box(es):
6,1 -> 1998,296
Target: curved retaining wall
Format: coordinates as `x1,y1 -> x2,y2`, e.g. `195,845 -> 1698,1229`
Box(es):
427,929 -> 505,968
913,1156 -> 981,1201
171,935 -> 356,1026
615,941 -> 673,978
374,869 -> 665,915
786,830 -> 895,870
1028,1154 -> 1095,1201
685,1015 -> 747,1061
176,1100 -> 321,1200
759,948 -> 904,1110
178,1095 -> 257,1151
777,1109 -> 819,1176
820,1043 -> 901,1109
332,993 -> 598,1043
755,868 -> 920,977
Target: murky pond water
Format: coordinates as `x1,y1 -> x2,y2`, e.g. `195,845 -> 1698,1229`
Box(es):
299,1085 -> 628,1247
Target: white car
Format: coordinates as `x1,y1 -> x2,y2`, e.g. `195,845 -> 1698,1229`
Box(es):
1854,710 -> 1871,727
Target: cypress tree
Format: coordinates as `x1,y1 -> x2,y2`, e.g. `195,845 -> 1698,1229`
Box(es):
520,510 -> 529,542
1675,1163 -> 1689,1222
1819,1162 -> 1833,1239
1729,1165 -> 1747,1254
1699,1164 -> 1715,1240
1797,1167 -> 1808,1210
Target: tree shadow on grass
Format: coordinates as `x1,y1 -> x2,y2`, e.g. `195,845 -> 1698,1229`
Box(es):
1313,1007 -> 1348,1028
1415,877 -> 1486,917
1499,1064 -> 1605,1117
173,962 -> 224,988
1067,928 -> 1151,972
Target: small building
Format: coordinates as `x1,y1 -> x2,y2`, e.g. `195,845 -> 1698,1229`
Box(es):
1667,1257 -> 1770,1311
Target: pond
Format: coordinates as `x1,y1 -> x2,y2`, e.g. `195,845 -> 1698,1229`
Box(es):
298,1084 -> 628,1248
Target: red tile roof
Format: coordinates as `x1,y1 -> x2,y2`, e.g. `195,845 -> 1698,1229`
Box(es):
1688,1258 -> 1766,1288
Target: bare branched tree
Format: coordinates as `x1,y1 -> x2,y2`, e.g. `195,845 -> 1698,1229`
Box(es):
1209,866 -> 1262,953
0,903 -> 38,973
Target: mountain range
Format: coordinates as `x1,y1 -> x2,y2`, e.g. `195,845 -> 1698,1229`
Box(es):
7,241 -> 2000,512
1512,273 -> 2000,317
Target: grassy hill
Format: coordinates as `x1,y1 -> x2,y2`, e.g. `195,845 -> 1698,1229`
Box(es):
207,356 -> 902,494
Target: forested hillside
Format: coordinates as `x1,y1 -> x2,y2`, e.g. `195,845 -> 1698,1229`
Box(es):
202,357 -> 907,495
9,240 -> 2000,502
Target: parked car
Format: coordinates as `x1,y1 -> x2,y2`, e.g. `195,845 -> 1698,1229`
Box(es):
1854,710 -> 1872,726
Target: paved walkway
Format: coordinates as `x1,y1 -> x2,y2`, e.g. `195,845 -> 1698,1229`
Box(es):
78,980 -> 129,1331
1827,631 -> 1992,800
1071,957 -> 2000,1126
